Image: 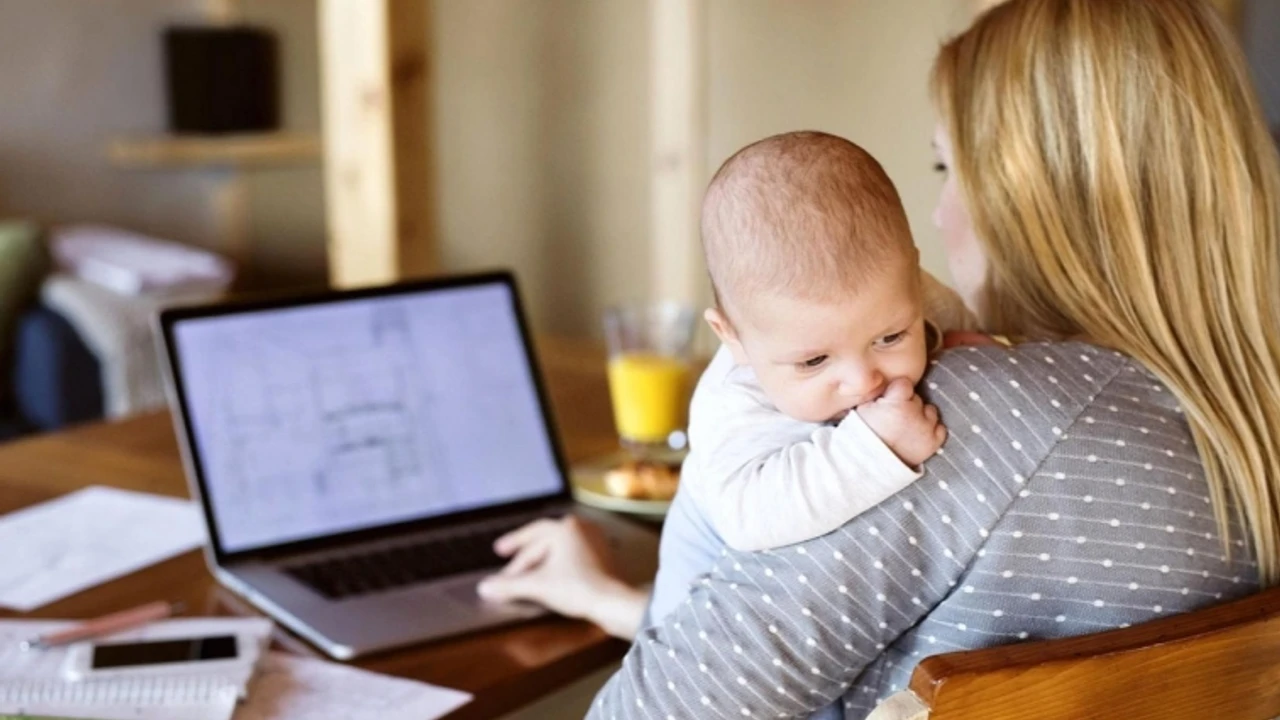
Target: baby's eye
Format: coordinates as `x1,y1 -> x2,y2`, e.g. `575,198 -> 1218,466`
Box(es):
799,355 -> 828,369
933,161 -> 948,174
876,331 -> 907,347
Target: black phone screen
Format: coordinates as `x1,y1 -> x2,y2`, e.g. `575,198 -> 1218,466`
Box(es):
90,635 -> 239,669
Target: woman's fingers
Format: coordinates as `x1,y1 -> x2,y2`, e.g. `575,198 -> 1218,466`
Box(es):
499,537 -> 551,576
493,518 -> 559,556
477,572 -> 539,604
942,330 -> 1003,348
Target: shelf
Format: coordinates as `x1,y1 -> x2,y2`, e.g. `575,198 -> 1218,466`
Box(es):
106,132 -> 322,169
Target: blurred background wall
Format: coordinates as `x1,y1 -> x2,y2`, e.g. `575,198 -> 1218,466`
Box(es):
0,0 -> 1270,337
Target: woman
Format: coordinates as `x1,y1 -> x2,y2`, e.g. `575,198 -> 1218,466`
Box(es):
482,0 -> 1280,716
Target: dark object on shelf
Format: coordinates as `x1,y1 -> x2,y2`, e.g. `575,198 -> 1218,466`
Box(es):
164,26 -> 279,134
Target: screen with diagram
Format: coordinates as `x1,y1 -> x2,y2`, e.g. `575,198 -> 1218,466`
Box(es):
172,282 -> 564,553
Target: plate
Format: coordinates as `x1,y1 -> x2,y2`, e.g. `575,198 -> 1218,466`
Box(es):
569,452 -> 682,520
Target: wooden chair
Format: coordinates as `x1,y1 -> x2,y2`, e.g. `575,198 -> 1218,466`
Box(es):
868,586 -> 1280,720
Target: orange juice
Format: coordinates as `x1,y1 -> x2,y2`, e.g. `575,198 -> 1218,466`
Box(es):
607,352 -> 690,444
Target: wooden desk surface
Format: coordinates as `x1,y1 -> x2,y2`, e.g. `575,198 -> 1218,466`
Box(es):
0,336 -> 640,719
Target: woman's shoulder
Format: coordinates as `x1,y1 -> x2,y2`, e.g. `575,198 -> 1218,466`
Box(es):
938,337 -> 1129,368
923,340 -> 1146,433
928,340 -> 1134,389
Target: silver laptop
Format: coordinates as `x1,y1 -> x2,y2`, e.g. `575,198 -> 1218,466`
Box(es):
158,272 -> 657,660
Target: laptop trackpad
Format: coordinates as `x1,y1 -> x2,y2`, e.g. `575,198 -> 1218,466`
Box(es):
442,576 -> 546,617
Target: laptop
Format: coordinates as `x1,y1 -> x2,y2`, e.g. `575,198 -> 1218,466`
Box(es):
158,272 -> 658,660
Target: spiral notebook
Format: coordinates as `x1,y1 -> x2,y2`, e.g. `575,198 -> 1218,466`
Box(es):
0,617 -> 272,720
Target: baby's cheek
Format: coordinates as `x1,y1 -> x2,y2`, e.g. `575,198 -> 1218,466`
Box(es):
905,344 -> 931,386
792,388 -> 838,425
767,381 -> 812,420
797,395 -> 833,424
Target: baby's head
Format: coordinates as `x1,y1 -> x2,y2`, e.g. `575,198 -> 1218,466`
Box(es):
702,131 -> 928,424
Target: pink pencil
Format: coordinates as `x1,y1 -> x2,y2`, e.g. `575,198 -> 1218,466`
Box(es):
21,600 -> 184,650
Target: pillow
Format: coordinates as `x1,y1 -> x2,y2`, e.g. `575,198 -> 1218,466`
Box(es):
0,220 -> 51,400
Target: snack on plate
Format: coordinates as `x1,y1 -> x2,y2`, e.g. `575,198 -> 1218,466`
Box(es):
603,460 -> 681,501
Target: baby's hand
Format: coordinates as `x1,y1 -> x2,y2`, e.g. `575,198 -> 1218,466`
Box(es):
854,378 -> 946,467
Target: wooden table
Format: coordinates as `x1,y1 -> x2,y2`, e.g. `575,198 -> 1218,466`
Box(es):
0,337 -> 643,719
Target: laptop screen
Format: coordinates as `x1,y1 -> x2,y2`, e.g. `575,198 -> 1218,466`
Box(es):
169,280 -> 565,554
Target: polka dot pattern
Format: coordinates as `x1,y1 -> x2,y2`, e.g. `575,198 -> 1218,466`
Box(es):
589,342 -> 1259,720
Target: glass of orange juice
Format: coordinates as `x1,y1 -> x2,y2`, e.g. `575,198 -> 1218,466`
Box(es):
603,303 -> 696,456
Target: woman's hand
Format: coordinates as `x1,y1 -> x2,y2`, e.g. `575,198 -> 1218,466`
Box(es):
942,330 -> 1015,349
477,515 -> 649,640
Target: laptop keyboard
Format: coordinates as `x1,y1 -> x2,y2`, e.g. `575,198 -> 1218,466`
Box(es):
284,519 -> 529,600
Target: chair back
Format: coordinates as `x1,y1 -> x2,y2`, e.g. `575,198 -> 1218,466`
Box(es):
869,586 -> 1280,720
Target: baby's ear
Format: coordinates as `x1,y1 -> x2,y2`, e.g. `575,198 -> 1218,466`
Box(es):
704,308 -> 749,365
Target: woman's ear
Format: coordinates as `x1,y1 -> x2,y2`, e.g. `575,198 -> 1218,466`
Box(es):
704,308 -> 749,365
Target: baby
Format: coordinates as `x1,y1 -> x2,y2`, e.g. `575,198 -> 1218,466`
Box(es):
685,130 -> 974,551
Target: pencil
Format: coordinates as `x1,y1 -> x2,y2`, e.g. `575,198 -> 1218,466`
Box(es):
20,600 -> 184,650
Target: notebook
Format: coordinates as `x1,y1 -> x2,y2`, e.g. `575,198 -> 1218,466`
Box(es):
0,618 -> 471,720
0,617 -> 272,720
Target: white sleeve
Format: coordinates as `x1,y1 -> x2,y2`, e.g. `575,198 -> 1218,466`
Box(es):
686,350 -> 921,552
698,409 -> 922,551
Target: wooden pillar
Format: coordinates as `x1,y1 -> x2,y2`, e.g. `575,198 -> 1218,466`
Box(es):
320,0 -> 435,288
203,0 -> 240,24
649,0 -> 708,307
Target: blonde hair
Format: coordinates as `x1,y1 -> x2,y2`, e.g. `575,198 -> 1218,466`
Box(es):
701,131 -> 914,313
933,0 -> 1280,583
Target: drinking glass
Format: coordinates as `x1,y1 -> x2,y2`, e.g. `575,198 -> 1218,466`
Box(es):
602,302 -> 697,457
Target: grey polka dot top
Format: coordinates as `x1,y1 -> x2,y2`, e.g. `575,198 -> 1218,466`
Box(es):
587,341 -> 1260,720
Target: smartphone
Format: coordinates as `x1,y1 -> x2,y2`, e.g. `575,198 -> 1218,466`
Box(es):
92,635 -> 238,669
63,633 -> 252,681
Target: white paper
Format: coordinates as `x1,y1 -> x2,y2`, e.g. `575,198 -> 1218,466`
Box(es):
0,617 -> 273,720
0,486 -> 205,610
233,653 -> 472,720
